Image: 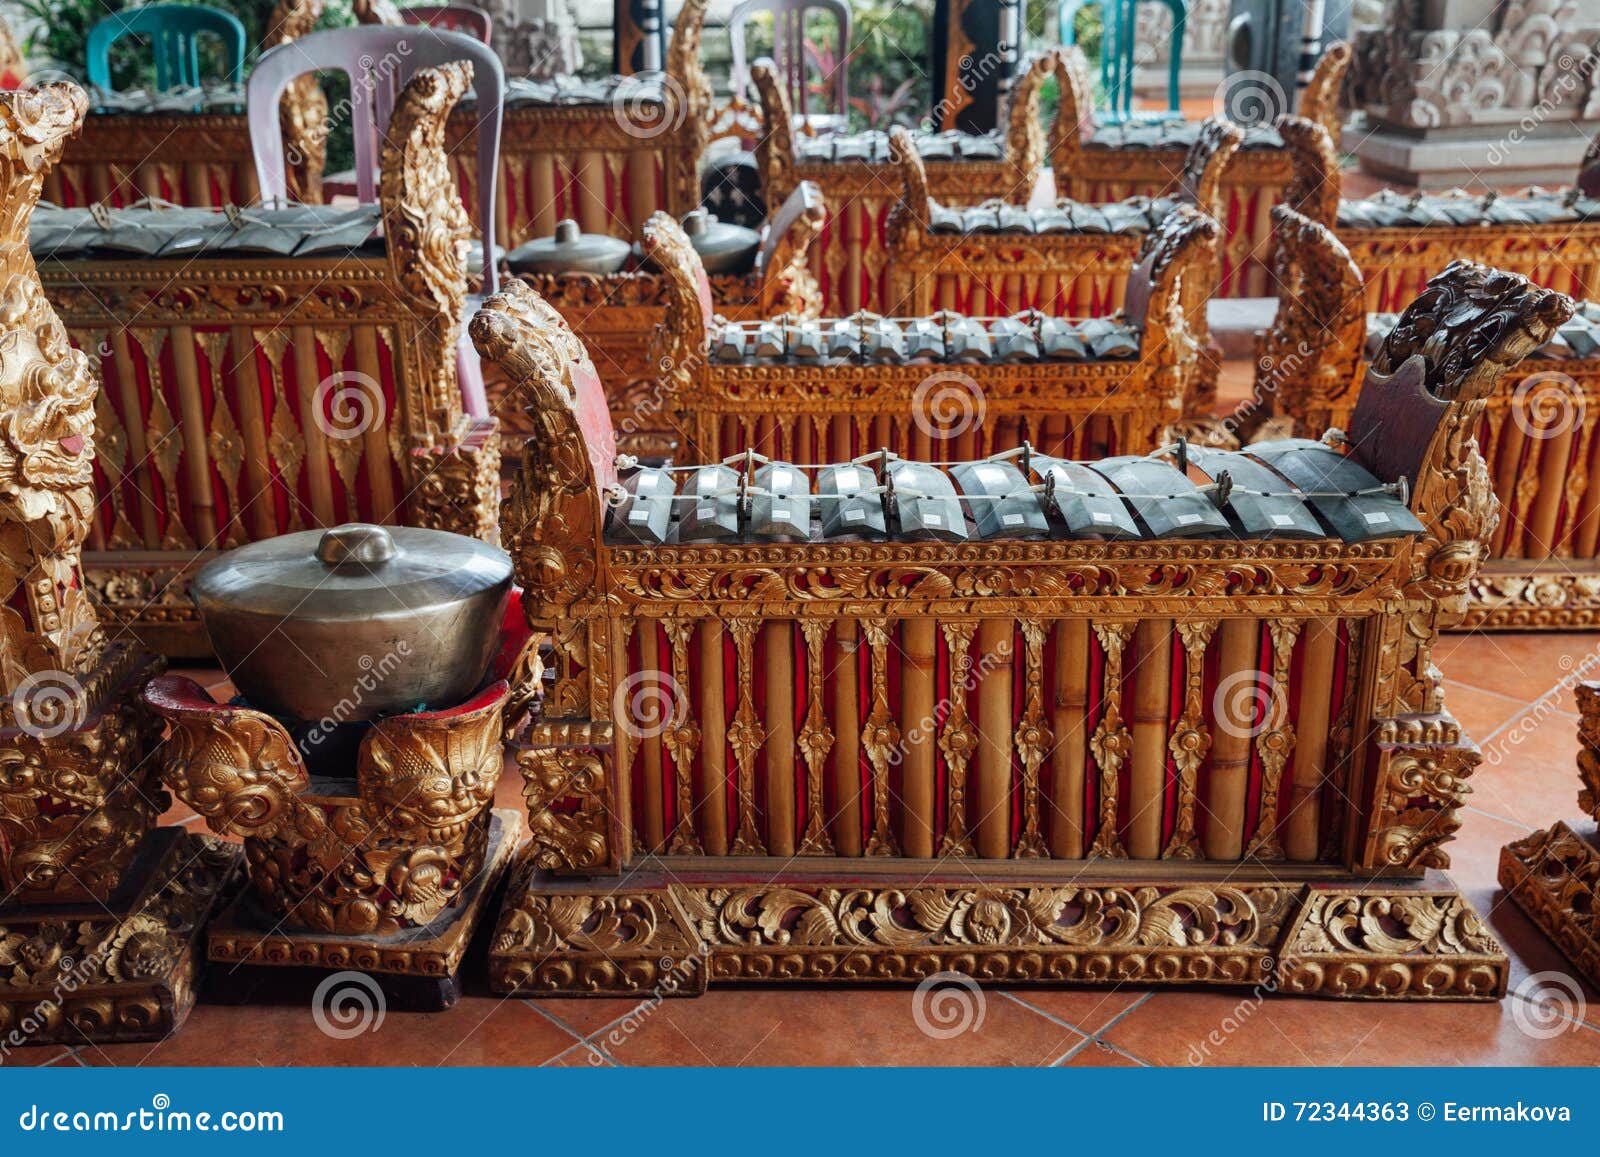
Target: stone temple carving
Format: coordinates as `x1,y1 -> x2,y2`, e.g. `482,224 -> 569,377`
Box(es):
1349,0 -> 1600,184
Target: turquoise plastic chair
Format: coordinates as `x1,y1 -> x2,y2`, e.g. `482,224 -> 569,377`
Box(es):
86,4 -> 247,91
1060,0 -> 1184,123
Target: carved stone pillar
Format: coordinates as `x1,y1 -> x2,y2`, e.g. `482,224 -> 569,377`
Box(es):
1350,0 -> 1600,187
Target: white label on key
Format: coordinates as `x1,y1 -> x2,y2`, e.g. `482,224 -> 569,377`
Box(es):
1272,514 -> 1294,526
845,509 -> 864,522
628,508 -> 649,524
1002,512 -> 1024,526
773,508 -> 790,520
1092,511 -> 1114,523
1364,511 -> 1389,524
925,514 -> 943,526
1177,513 -> 1202,525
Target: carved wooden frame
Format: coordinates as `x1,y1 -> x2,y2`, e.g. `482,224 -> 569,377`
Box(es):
142,673 -> 522,984
44,62 -> 499,656
1279,110 -> 1600,314
0,84 -> 240,1045
884,120 -> 1237,411
1500,683 -> 1600,988
1259,196 -> 1600,630
642,205 -> 1220,463
885,118 -> 1239,320
468,257 -> 1574,999
496,180 -> 827,458
751,52 -> 1057,315
1050,43 -> 1352,298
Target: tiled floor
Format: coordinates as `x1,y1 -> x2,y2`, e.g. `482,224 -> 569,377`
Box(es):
12,360 -> 1600,1067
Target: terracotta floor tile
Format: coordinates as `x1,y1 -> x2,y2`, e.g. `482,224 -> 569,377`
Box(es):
1061,1039 -> 1148,1067
1105,990 -> 1600,1066
996,989 -> 1147,1036
1434,632 -> 1598,705
1467,705 -> 1586,829
535,997 -> 660,1040
544,1041 -> 613,1067
76,992 -> 579,1067
1,1044 -> 74,1067
599,987 -> 1084,1066
1439,681 -> 1530,746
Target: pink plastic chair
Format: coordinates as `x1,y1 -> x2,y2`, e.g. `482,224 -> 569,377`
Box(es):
247,25 -> 504,416
402,4 -> 493,43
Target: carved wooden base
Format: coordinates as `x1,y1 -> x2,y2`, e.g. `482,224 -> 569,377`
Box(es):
82,554 -> 206,658
1500,822 -> 1600,985
0,828 -> 243,1047
1460,566 -> 1600,631
489,856 -> 1507,1001
202,810 -> 520,1012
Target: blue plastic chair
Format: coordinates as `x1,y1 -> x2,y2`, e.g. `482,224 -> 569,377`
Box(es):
1060,0 -> 1184,123
86,4 -> 247,91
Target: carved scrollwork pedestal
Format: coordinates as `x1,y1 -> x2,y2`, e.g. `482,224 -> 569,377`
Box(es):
143,676 -> 522,1012
489,862 -> 1506,1000
1499,683 -> 1600,986
1500,823 -> 1600,985
0,828 -> 241,1045
0,645 -> 243,1046
1462,567 -> 1600,632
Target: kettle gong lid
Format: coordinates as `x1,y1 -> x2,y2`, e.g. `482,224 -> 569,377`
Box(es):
506,217 -> 632,274
190,524 -> 512,624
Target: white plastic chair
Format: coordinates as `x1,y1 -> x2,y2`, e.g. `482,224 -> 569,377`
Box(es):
247,25 -> 504,415
729,0 -> 850,132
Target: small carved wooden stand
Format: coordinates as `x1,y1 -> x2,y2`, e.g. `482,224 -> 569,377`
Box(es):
0,85 -> 239,1046
1500,682 -> 1600,986
145,676 -> 522,1013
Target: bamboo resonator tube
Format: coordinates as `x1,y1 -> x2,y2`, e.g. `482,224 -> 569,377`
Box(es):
619,615 -> 1356,865
87,323 -> 412,553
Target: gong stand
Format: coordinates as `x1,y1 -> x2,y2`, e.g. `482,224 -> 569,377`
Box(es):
144,675 -> 522,1013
